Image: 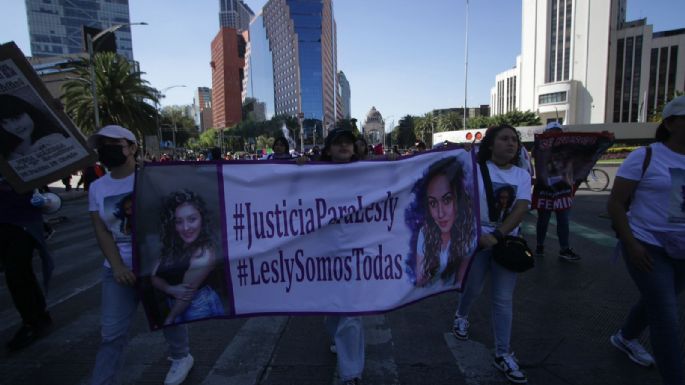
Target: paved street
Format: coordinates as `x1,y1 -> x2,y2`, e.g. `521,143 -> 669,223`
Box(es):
1,170 -> 683,385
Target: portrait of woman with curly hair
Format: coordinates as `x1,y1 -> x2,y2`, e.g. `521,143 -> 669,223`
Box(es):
411,157 -> 476,288
151,189 -> 225,325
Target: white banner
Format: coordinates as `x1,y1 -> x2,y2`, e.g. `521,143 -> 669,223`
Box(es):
135,148 -> 479,329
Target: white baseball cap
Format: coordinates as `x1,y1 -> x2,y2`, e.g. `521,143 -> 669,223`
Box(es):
87,125 -> 137,147
662,95 -> 685,119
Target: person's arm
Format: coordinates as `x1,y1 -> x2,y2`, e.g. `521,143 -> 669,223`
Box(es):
90,212 -> 136,286
163,247 -> 218,324
480,200 -> 530,249
151,262 -> 196,301
607,177 -> 653,272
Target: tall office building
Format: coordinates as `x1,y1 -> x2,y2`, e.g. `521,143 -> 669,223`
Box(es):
338,71 -> 351,119
245,13 -> 275,120
490,0 -> 685,124
25,0 -> 134,61
219,0 -> 255,32
194,87 -> 213,132
211,28 -> 248,129
252,0 -> 340,138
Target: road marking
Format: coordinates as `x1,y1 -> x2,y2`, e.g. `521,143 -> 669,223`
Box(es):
525,212 -> 617,248
363,315 -> 399,385
0,267 -> 102,335
201,316 -> 288,385
443,333 -> 502,385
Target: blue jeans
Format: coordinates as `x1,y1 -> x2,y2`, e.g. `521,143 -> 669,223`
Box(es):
91,267 -> 190,385
620,241 -> 685,385
167,285 -> 225,323
536,209 -> 570,249
456,248 -> 518,356
325,316 -> 365,381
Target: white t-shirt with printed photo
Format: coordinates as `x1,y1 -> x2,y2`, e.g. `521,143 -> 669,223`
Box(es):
617,142 -> 685,247
478,160 -> 532,235
88,173 -> 135,268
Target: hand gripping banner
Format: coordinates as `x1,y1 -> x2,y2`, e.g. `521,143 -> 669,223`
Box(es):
134,148 -> 479,329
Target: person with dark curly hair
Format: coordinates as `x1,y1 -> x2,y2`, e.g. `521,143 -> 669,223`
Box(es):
414,157 -> 475,287
0,94 -> 66,160
152,190 -> 224,326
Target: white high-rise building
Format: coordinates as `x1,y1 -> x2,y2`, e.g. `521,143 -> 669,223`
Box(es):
490,0 -> 685,125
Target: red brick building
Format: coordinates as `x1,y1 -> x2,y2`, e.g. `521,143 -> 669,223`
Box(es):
210,28 -> 247,129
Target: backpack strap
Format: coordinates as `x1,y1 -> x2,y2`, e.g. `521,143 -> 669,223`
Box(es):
479,161 -> 498,222
624,145 -> 652,212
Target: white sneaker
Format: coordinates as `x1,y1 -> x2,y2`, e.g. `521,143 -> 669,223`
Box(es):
610,330 -> 655,367
164,353 -> 194,385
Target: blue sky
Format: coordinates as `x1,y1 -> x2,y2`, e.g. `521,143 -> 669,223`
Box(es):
2,0 -> 684,128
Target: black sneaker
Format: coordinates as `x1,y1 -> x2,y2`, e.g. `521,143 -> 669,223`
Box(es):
535,245 -> 544,257
559,248 -> 581,262
6,316 -> 52,351
493,353 -> 527,384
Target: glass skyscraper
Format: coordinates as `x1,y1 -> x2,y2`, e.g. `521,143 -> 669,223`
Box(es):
256,0 -> 340,137
246,14 -> 275,120
25,0 -> 134,61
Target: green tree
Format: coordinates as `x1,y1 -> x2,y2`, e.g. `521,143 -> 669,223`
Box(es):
491,110 -> 541,127
394,115 -> 417,149
438,111 -> 463,131
160,106 -> 197,147
467,115 -> 492,129
62,52 -> 159,138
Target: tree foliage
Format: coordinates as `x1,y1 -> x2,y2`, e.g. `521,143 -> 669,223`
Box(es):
466,110 -> 541,128
62,52 -> 159,138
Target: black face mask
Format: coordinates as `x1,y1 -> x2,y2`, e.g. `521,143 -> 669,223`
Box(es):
98,144 -> 128,168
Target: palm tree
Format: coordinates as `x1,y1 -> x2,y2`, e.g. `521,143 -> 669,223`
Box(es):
62,52 -> 159,138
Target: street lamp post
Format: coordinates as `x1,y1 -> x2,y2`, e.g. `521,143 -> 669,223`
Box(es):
86,22 -> 147,129
297,112 -> 305,153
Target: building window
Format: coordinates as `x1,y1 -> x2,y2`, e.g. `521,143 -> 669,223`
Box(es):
613,38 -> 624,122
539,91 -> 567,105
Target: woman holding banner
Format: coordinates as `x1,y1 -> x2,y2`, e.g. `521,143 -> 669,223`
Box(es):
451,125 -> 531,385
87,125 -> 194,385
414,157 -> 475,288
318,127 -> 365,385
151,189 -> 225,326
0,94 -> 66,161
607,95 -> 685,385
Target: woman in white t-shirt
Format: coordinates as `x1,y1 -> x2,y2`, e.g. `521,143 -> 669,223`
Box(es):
607,95 -> 685,385
87,125 -> 194,385
451,125 -> 532,384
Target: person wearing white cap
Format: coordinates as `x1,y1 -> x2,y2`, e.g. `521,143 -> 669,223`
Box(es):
534,121 -> 581,262
607,95 -> 685,385
86,125 -> 194,385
